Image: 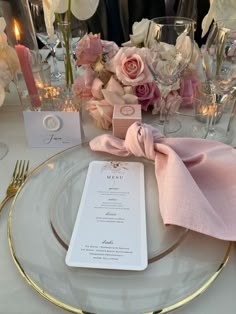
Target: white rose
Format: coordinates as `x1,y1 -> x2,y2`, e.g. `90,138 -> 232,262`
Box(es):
130,19 -> 151,46
123,18 -> 156,47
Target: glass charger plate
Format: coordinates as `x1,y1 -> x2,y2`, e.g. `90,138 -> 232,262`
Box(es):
8,143 -> 231,314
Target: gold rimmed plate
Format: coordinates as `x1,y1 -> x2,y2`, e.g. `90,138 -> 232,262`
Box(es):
8,143 -> 231,314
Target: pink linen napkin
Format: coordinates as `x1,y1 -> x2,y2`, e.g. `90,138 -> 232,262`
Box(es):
89,122 -> 236,241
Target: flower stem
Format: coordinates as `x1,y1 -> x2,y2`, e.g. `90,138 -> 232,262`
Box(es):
55,5 -> 74,88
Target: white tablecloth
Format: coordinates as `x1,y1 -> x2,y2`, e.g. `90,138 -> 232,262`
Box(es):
0,86 -> 236,314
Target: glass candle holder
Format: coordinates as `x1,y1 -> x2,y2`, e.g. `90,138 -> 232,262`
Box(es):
195,100 -> 223,124
16,62 -> 51,100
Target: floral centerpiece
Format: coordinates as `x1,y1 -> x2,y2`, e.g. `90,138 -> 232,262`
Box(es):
0,17 -> 20,106
72,19 -> 201,129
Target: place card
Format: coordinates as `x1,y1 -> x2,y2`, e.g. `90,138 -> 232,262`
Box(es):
66,160 -> 147,271
23,111 -> 82,148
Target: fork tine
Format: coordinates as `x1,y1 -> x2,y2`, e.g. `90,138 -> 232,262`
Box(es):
17,160 -> 29,186
15,160 -> 23,186
11,160 -> 29,187
11,160 -> 19,185
22,160 -> 30,182
0,160 -> 30,213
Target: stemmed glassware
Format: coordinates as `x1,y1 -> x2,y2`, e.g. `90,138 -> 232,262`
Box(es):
200,20 -> 236,143
176,0 -> 198,32
146,16 -> 194,132
29,2 -> 63,82
36,32 -> 62,82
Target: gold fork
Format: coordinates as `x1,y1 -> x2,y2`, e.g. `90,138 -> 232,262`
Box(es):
0,160 -> 30,214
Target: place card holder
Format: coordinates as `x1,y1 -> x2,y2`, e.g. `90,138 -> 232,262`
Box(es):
112,104 -> 142,139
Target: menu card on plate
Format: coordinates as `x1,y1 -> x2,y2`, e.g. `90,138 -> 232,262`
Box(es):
65,160 -> 147,271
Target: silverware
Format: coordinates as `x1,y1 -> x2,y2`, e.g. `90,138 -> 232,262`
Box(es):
0,160 -> 29,214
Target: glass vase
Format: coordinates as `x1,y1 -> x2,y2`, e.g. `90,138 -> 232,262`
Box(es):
56,21 -> 75,89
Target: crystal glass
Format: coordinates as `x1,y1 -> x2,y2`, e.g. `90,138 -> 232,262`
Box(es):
176,0 -> 198,31
36,32 -> 62,81
201,20 -> 236,143
168,91 -> 234,144
29,1 -> 64,82
163,97 -> 210,139
146,16 -> 194,131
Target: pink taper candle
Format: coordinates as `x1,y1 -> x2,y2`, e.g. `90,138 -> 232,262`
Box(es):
14,21 -> 41,108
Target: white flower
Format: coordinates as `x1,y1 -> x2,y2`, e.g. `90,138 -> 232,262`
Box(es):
123,18 -> 159,47
0,60 -> 11,107
202,0 -> 236,37
43,0 -> 99,37
0,17 -> 7,49
0,17 -> 20,106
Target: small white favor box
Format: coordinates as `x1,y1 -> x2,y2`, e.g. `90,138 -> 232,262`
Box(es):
23,111 -> 82,148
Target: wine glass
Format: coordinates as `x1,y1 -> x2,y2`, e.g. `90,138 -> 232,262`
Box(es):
201,20 -> 236,143
176,0 -> 198,32
36,32 -> 62,81
146,16 -> 194,131
29,2 -> 63,82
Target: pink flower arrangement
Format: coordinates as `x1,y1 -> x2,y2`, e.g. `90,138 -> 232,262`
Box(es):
72,29 -> 201,129
76,33 -> 103,65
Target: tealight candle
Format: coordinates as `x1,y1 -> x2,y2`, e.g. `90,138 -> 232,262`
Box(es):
195,102 -> 222,123
14,20 -> 41,108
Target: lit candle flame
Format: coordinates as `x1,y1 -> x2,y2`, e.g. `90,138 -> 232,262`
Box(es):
14,20 -> 21,42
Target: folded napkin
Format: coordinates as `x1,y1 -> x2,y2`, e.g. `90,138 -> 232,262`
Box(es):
90,122 -> 236,241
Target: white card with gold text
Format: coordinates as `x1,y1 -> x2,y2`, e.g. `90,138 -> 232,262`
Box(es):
66,160 -> 147,271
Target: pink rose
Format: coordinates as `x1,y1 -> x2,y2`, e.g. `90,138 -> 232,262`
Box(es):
72,66 -> 94,99
108,47 -> 153,86
76,33 -> 102,65
134,81 -> 160,111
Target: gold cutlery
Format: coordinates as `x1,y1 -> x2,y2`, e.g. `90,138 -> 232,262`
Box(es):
0,160 -> 29,214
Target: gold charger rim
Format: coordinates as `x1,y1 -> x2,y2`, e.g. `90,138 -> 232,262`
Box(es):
7,143 -> 232,314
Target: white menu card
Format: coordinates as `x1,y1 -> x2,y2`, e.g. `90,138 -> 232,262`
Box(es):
66,160 -> 147,271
